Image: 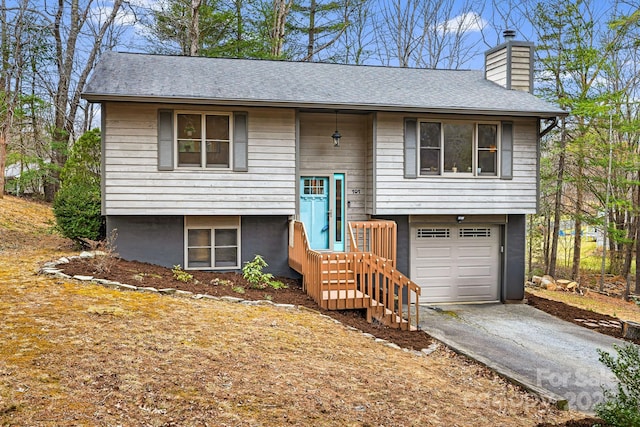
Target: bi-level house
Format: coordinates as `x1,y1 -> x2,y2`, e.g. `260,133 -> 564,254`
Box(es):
82,34 -> 564,326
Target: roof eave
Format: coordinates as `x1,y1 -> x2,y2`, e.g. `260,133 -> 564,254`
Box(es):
82,93 -> 567,118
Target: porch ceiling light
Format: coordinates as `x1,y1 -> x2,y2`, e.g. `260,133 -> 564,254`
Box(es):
332,111 -> 341,147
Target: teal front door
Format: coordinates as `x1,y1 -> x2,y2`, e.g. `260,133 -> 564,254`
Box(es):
300,174 -> 346,251
300,177 -> 330,250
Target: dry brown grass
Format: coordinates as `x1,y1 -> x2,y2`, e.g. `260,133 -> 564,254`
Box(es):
527,288 -> 640,323
0,195 -> 582,426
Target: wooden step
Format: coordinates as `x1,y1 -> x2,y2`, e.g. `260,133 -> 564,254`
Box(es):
322,289 -> 368,301
367,301 -> 417,331
321,279 -> 355,285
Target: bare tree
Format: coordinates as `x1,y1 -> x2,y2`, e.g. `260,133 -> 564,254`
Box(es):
375,0 -> 486,69
190,0 -> 202,55
0,0 -> 31,198
339,0 -> 375,64
271,0 -> 293,57
42,0 -> 125,201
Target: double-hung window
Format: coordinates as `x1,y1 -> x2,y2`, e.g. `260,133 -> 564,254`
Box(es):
419,121 -> 499,176
185,217 -> 240,270
177,112 -> 231,168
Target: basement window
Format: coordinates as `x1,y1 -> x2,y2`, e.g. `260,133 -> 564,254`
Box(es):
185,216 -> 240,270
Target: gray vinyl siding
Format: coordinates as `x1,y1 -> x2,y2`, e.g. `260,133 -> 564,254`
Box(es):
103,102 -> 296,216
373,112 -> 539,215
485,42 -> 533,93
298,112 -> 369,222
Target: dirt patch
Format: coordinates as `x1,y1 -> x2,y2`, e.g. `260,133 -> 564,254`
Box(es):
536,418 -> 608,427
61,257 -> 433,351
526,292 -> 640,346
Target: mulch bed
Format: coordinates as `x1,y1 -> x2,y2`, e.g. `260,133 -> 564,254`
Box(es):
61,257 -> 433,351
526,292 -> 640,346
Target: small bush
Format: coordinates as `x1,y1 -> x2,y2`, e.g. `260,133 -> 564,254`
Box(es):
172,265 -> 193,283
53,182 -> 104,245
595,344 -> 640,426
53,129 -> 104,246
242,255 -> 286,290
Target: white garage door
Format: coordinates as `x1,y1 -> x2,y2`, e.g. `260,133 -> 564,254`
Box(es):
411,225 -> 500,303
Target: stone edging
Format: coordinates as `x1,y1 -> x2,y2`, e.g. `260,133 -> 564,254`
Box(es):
39,252 -> 439,358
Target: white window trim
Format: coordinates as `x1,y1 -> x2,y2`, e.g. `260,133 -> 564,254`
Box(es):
184,216 -> 241,270
175,110 -> 233,170
418,120 -> 501,178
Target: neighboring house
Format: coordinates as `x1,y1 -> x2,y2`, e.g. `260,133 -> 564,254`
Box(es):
4,162 -> 44,196
82,34 -> 565,305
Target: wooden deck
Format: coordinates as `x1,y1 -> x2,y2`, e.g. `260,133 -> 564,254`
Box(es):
288,220 -> 420,330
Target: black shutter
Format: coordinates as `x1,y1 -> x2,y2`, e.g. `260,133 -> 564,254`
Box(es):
233,112 -> 248,172
501,122 -> 513,180
158,109 -> 174,171
404,118 -> 418,178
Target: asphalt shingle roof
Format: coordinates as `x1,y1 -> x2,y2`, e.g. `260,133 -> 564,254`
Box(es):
83,52 -> 565,118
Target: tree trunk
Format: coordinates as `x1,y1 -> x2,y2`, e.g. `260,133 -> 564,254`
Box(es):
547,120 -> 567,278
0,134 -> 6,198
45,0 -> 124,201
571,163 -> 583,281
271,0 -> 292,57
622,219 -> 635,279
306,0 -> 316,61
189,0 -> 201,56
636,179 -> 640,294
633,214 -> 640,294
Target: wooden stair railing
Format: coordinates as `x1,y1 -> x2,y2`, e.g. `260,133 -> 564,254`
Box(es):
349,220 -> 397,267
288,220 -> 420,330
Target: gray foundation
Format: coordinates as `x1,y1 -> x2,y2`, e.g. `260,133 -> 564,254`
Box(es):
504,214 -> 526,301
107,216 -> 184,268
107,215 -> 297,277
241,216 -> 298,277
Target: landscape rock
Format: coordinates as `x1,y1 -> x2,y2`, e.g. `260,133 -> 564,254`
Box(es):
622,321 -> 640,340
422,342 -> 440,356
540,275 -> 556,290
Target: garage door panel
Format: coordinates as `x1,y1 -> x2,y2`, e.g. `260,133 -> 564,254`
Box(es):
416,246 -> 452,258
458,284 -> 498,299
416,266 -> 452,279
458,246 -> 493,257
411,224 -> 500,303
458,265 -> 493,278
421,285 -> 453,297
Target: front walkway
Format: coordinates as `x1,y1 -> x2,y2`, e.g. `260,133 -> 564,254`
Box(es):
418,303 -> 632,413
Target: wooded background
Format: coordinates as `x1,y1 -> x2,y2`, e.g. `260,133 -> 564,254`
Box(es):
1,0 -> 638,285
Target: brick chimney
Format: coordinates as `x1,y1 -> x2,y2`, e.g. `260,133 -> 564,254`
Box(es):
485,30 -> 534,93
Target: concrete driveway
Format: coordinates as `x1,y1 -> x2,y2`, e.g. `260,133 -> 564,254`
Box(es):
418,303 -> 634,413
